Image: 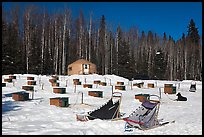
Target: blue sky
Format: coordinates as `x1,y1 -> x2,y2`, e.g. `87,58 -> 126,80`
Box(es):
2,2 -> 202,40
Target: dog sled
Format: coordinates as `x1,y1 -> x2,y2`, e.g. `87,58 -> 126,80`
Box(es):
123,95 -> 163,130
76,92 -> 122,121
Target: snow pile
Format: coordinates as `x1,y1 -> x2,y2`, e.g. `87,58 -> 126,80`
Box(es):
2,74 -> 202,135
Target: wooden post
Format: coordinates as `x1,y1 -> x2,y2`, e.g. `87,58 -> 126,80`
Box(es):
111,85 -> 113,97
178,82 -> 180,89
12,80 -> 15,87
39,77 -> 41,85
66,79 -> 68,87
85,78 -> 86,84
131,81 -> 133,90
159,87 -> 161,99
117,95 -> 122,118
41,83 -> 44,90
74,84 -> 76,93
32,91 -> 34,100
81,92 -> 83,104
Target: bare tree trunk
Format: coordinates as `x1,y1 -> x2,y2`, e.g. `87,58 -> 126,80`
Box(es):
41,12 -> 45,74
54,17 -> 58,74
62,12 -> 67,75
79,25 -> 82,58
88,13 -> 92,61
104,26 -> 108,74
24,9 -> 31,74
184,48 -> 187,80
115,32 -> 118,75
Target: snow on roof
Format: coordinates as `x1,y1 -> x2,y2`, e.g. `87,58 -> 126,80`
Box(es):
69,59 -> 95,66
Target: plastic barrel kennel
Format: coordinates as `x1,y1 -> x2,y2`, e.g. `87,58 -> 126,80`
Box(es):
135,94 -> 150,102
50,97 -> 69,107
189,84 -> 196,92
88,91 -> 103,98
53,87 -> 66,94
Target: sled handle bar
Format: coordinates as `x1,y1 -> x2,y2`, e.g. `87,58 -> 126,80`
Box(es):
148,94 -> 161,102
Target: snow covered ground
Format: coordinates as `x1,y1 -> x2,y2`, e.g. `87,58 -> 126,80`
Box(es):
2,74 -> 202,135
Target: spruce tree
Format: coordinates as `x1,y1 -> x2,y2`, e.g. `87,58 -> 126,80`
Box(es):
153,49 -> 166,80
187,19 -> 200,45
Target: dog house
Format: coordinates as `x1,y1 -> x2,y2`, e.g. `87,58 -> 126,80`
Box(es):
50,97 -> 69,107
2,83 -> 6,87
67,59 -> 97,75
49,79 -> 57,83
135,94 -> 150,102
133,82 -> 144,88
22,85 -> 34,91
74,81 -> 81,85
117,81 -> 124,85
4,78 -> 12,83
9,75 -> 16,79
94,80 -> 101,84
52,82 -> 59,87
148,83 -> 154,88
27,77 -> 35,80
27,80 -> 36,85
99,82 -> 107,86
88,90 -> 103,98
12,91 -> 29,101
53,87 -> 66,94
73,79 -> 81,85
164,84 -> 176,94
83,84 -> 93,88
115,85 -> 126,90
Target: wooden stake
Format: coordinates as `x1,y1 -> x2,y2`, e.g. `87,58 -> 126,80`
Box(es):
81,92 -> 83,104
159,87 -> 161,99
74,84 -> 76,93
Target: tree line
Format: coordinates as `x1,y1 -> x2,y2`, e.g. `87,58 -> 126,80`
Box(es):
2,5 -> 202,81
